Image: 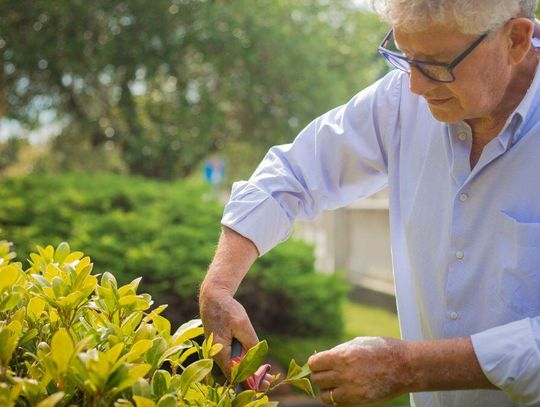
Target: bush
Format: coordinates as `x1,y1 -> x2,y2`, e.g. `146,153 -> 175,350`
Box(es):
0,173 -> 346,339
0,240 -> 313,406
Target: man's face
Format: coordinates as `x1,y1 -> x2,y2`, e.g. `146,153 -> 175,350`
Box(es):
394,24 -> 512,123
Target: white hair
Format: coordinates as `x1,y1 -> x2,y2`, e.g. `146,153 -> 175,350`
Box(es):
370,0 -> 538,34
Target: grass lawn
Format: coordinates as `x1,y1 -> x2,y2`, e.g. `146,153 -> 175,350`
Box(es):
267,299 -> 411,406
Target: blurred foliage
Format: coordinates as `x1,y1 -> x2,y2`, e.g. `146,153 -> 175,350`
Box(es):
0,137 -> 28,171
0,0 -> 388,179
0,173 -> 346,338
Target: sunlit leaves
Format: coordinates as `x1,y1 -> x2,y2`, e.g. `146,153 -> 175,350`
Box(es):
0,239 -> 316,406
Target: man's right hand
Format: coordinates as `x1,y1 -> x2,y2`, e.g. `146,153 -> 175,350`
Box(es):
199,285 -> 259,378
198,226 -> 261,378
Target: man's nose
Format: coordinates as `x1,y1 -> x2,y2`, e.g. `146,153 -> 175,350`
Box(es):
408,66 -> 439,96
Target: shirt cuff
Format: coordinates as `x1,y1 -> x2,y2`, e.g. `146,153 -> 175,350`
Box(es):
221,181 -> 293,256
471,318 -> 540,406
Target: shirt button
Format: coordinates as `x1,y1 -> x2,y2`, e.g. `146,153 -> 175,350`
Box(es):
458,132 -> 467,141
459,193 -> 469,202
450,312 -> 459,320
455,250 -> 464,260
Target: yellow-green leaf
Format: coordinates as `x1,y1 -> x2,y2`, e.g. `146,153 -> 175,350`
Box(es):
156,394 -> 176,407
72,264 -> 93,290
119,295 -> 138,306
81,274 -> 97,291
44,264 -> 62,282
151,315 -> 170,337
151,369 -> 171,399
284,378 -> 315,398
286,359 -> 311,380
27,297 -> 46,321
64,251 -> 84,264
171,319 -> 203,346
37,245 -> 55,263
75,256 -> 91,272
209,343 -> 223,358
126,339 -> 153,362
179,358 -> 213,395
171,327 -> 204,347
133,396 -> 156,407
51,329 -> 74,374
232,390 -> 256,407
232,341 -> 268,384
53,242 -> 70,263
118,277 -> 142,297
106,342 -> 125,364
36,391 -> 65,407
0,264 -> 20,292
0,320 -> 22,364
177,347 -> 198,365
128,364 -> 152,383
132,378 -> 152,398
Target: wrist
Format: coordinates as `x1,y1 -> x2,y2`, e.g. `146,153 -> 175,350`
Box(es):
404,340 -> 428,392
199,279 -> 235,303
402,337 -> 497,393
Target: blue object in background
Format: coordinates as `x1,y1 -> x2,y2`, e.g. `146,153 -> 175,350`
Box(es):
204,158 -> 225,186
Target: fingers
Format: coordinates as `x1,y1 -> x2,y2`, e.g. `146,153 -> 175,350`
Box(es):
234,317 -> 260,351
321,388 -> 340,406
212,332 -> 233,377
308,349 -> 336,372
311,369 -> 341,390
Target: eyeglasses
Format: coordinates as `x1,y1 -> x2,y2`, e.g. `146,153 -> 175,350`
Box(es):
377,29 -> 489,83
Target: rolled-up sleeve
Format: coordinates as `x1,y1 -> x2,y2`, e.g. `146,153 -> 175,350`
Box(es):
222,70 -> 404,255
471,318 -> 540,406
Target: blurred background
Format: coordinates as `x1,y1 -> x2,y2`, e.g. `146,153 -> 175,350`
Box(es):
0,0 -> 406,405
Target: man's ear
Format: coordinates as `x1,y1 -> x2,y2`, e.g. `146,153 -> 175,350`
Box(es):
507,17 -> 534,65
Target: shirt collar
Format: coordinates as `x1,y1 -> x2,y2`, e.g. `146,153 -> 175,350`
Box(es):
498,54 -> 540,149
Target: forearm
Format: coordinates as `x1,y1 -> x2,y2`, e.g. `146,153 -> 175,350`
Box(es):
407,336 -> 497,392
200,226 -> 259,297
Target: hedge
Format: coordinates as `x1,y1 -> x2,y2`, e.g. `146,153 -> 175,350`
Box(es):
0,173 -> 346,339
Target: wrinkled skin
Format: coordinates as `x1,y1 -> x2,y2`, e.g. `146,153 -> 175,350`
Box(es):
308,337 -> 412,406
199,287 -> 259,377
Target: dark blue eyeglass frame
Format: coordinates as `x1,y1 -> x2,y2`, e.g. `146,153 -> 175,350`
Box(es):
377,29 -> 489,83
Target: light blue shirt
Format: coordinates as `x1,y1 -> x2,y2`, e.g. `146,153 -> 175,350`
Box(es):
222,63 -> 540,406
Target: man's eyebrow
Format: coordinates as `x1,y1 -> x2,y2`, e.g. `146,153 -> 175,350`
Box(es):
394,41 -> 449,59
399,46 -> 449,60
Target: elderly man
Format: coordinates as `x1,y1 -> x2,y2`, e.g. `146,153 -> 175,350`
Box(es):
199,0 -> 540,405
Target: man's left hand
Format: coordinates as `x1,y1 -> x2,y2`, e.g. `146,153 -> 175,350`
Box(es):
308,337 -> 413,406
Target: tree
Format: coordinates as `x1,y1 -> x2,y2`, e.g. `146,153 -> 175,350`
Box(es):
0,0 -> 388,179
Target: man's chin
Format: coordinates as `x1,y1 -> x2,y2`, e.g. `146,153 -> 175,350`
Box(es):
427,105 -> 463,123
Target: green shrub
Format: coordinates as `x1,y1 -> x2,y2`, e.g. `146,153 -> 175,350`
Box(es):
0,240 -> 313,406
0,173 -> 346,339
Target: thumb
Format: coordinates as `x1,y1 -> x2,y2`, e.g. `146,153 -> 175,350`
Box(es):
234,320 -> 260,353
